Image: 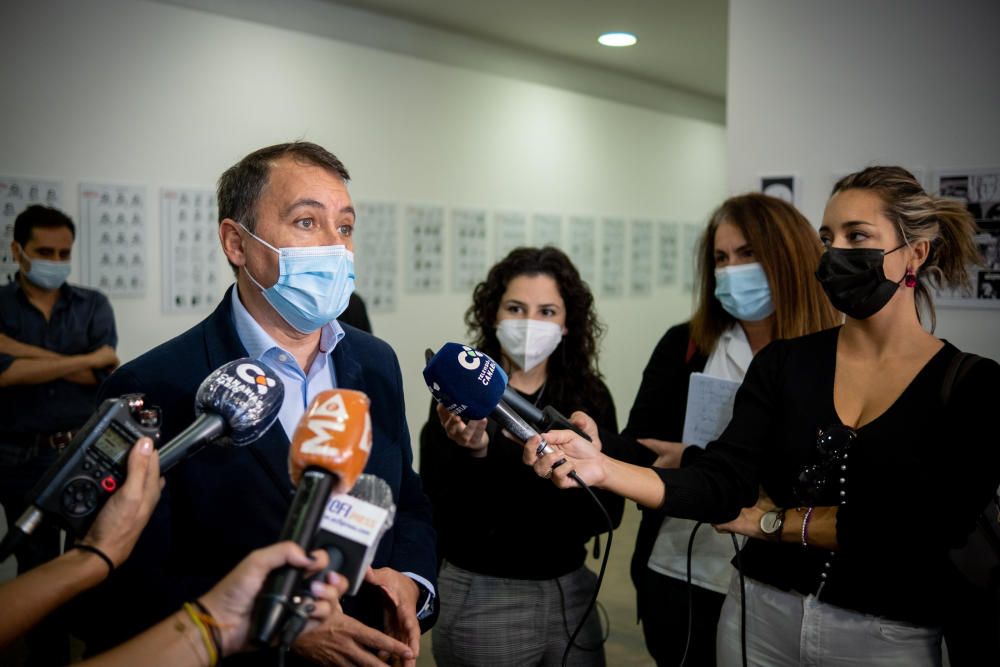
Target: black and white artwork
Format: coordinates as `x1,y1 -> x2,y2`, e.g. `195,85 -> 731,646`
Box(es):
935,167 -> 1000,309
760,175 -> 798,206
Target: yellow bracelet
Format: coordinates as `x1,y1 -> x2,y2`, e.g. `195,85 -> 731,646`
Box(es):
183,602 -> 218,667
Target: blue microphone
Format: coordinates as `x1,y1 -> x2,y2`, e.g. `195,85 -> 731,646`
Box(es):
423,343 -> 555,456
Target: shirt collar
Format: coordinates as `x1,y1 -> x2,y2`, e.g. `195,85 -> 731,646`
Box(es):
229,284 -> 344,366
13,271 -> 75,307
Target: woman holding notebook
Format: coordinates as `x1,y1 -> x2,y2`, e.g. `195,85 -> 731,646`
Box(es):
621,193 -> 838,666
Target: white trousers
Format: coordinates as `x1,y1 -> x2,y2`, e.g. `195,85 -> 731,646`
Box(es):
717,573 -> 942,666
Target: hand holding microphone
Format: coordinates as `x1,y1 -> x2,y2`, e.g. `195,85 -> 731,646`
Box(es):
250,388 -> 373,648
0,358 -> 284,562
422,343 -> 558,459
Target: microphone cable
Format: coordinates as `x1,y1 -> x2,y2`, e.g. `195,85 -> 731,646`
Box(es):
559,470 -> 614,667
677,525 -> 748,667
732,533 -> 747,667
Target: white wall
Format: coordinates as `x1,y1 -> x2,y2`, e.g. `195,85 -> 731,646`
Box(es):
0,0 -> 727,453
727,0 -> 1000,359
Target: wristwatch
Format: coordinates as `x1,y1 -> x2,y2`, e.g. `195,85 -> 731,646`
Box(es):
759,508 -> 785,540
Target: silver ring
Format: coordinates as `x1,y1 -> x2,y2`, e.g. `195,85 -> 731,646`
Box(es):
536,439 -> 555,457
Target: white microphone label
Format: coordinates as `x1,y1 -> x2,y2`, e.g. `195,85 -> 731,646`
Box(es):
319,493 -> 390,547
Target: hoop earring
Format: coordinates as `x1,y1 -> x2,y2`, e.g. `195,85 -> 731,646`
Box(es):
904,269 -> 917,288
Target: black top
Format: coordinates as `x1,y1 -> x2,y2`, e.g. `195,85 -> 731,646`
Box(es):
614,322 -> 709,602
420,380 -> 624,580
0,277 -> 117,436
649,326 -> 1000,625
338,292 -> 372,333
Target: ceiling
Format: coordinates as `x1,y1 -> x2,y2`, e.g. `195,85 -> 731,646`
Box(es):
328,0 -> 729,101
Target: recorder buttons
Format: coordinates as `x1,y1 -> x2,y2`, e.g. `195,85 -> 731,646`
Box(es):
62,479 -> 99,516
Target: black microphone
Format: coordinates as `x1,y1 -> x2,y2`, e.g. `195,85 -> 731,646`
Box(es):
250,389 -> 373,647
501,387 -> 592,443
422,342 -> 557,457
158,358 -> 284,471
266,474 -> 397,649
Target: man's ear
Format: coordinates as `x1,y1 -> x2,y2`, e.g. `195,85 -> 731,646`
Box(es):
219,219 -> 245,268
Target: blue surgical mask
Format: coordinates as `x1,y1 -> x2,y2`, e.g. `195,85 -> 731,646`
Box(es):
19,245 -> 71,290
240,225 -> 355,333
714,262 -> 774,322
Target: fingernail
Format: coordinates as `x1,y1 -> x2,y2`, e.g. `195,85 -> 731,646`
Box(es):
139,438 -> 152,454
327,572 -> 341,585
310,580 -> 326,596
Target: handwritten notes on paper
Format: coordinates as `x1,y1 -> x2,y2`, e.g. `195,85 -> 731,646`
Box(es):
681,372 -> 742,448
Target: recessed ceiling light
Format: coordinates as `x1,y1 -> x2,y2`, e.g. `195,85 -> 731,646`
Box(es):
598,32 -> 637,47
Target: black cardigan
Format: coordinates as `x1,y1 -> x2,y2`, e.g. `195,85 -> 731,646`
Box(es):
420,381 -> 624,580
645,326 -> 1000,625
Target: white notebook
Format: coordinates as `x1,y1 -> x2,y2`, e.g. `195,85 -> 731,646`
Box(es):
681,372 -> 742,448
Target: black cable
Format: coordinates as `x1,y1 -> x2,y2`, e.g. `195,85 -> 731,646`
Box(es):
561,470 -> 614,667
679,521 -> 704,667
731,534 -> 747,667
554,576 -> 610,650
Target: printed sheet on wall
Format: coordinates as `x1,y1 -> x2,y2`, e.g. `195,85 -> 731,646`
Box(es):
160,188 -> 226,313
79,183 -> 147,297
0,176 -> 63,285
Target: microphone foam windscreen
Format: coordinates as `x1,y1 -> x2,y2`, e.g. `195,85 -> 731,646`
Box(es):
195,358 -> 284,446
289,389 -> 372,489
423,343 -> 508,420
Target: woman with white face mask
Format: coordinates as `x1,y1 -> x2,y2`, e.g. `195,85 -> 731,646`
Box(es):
624,194 -> 840,667
419,247 -> 624,667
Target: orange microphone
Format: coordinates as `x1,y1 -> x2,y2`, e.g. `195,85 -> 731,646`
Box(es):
251,388 -> 373,647
287,389 -> 372,492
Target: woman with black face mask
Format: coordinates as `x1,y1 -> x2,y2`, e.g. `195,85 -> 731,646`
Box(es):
525,166 -> 1000,666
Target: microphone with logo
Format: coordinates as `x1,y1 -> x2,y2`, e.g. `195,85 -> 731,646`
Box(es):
272,473 -> 397,647
422,342 -> 560,460
0,358 -> 283,561
250,388 -> 373,648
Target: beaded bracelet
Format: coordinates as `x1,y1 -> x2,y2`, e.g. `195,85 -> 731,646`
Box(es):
800,507 -> 815,548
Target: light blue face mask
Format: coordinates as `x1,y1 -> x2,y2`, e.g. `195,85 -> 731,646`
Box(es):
714,262 -> 774,322
240,225 -> 355,333
19,245 -> 71,290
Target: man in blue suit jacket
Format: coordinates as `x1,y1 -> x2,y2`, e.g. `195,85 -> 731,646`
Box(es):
76,142 -> 436,666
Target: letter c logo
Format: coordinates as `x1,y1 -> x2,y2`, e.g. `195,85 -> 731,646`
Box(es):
236,362 -> 277,395
457,345 -> 481,371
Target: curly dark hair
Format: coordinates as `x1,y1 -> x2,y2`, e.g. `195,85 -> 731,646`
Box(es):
465,246 -> 609,414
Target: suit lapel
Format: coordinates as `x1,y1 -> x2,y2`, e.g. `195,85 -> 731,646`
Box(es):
332,332 -> 365,393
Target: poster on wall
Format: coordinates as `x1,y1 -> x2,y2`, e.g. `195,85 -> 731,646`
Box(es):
630,219 -> 653,295
760,175 -> 799,206
494,210 -> 527,261
451,208 -> 488,291
160,188 -> 225,313
404,204 -> 445,293
935,167 -> 1000,308
567,216 -> 596,286
354,201 -> 398,313
79,182 -> 147,297
532,213 -> 562,248
657,222 -> 679,286
600,217 -> 626,297
0,176 -> 63,285
681,223 -> 703,292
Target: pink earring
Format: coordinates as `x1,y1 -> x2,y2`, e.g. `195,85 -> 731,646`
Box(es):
904,269 -> 917,288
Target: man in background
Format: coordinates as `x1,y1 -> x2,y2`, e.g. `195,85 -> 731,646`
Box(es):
0,205 -> 118,666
